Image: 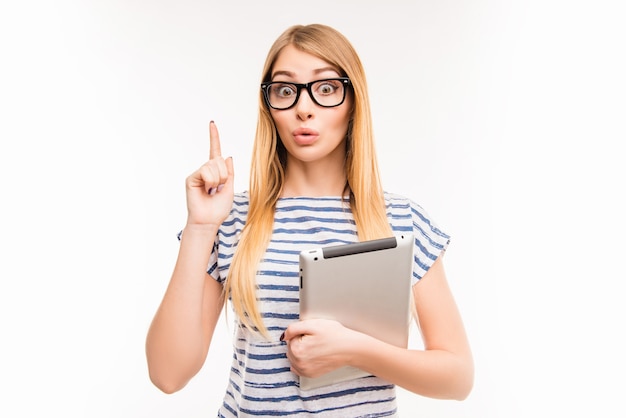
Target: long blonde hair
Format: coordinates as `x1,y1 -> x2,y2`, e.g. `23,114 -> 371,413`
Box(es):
224,24 -> 392,337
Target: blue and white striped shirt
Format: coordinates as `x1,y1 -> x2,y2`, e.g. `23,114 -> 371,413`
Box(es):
205,192 -> 450,417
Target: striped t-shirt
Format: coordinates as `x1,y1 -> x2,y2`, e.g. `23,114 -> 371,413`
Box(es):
205,191 -> 450,417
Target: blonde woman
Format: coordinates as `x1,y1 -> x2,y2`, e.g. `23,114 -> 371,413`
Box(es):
146,23 -> 473,417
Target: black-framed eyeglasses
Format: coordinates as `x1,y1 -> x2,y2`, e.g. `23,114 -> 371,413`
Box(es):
261,77 -> 351,110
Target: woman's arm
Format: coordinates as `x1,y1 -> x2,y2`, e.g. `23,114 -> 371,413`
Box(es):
284,256 -> 474,400
145,225 -> 224,394
146,121 -> 234,394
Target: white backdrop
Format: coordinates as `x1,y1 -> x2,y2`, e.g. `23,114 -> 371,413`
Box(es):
1,1 -> 624,417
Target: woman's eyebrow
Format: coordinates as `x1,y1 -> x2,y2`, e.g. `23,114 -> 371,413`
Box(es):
271,67 -> 340,80
313,67 -> 339,75
271,70 -> 294,79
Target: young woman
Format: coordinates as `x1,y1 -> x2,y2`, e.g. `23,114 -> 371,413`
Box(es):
146,23 -> 473,417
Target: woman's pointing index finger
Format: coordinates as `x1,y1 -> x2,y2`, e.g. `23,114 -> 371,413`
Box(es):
209,120 -> 221,159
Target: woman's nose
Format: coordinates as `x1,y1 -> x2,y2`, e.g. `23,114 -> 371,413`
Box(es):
295,89 -> 314,120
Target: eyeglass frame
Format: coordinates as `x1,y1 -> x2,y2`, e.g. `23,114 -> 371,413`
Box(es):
260,77 -> 352,110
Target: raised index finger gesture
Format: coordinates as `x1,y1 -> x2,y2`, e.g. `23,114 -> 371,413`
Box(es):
185,120 -> 235,226
209,119 -> 222,160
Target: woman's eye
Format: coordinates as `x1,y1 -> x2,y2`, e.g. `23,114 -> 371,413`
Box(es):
274,85 -> 296,97
316,82 -> 337,95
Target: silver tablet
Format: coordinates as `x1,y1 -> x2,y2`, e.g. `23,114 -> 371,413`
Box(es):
298,233 -> 414,391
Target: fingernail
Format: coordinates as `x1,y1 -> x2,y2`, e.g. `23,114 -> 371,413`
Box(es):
210,120 -> 214,124
279,332 -> 285,342
208,187 -> 216,195
217,184 -> 224,192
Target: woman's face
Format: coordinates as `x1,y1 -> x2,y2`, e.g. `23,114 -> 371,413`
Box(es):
268,45 -> 353,167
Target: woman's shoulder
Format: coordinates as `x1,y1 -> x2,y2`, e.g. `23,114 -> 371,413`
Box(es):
384,190 -> 421,211
383,191 -> 446,235
234,190 -> 250,203
222,191 -> 250,225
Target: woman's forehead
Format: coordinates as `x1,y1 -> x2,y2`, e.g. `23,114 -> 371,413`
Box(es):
271,45 -> 340,80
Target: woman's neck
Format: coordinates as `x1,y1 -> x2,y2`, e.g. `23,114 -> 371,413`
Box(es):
281,159 -> 347,198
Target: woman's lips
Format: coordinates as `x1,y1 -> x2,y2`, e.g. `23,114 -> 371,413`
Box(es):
292,128 -> 319,145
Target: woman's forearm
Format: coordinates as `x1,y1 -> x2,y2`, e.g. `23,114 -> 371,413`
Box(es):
350,331 -> 474,400
145,224 -> 224,393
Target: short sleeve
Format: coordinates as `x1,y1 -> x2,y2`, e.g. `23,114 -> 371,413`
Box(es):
409,200 -> 450,286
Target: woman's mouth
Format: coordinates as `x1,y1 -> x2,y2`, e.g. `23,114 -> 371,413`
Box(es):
292,128 -> 320,145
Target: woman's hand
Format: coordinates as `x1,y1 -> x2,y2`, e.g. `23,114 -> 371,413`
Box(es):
185,121 -> 234,228
282,319 -> 363,378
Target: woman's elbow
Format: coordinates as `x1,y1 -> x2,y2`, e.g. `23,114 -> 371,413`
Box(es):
451,359 -> 474,400
148,368 -> 189,394
146,353 -> 196,395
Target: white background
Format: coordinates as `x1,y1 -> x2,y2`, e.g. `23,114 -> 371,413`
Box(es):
1,1 -> 624,417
